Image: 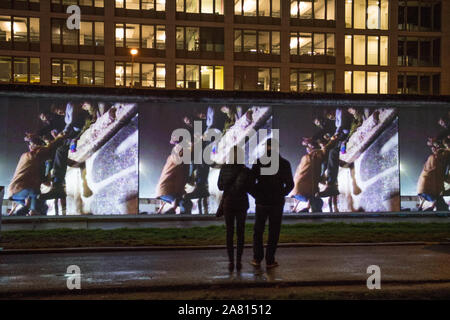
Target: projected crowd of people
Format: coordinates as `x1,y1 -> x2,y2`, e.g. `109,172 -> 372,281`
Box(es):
7,101 -> 113,216
416,111 -> 450,211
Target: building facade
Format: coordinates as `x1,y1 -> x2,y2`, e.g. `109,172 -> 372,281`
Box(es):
0,0 -> 449,94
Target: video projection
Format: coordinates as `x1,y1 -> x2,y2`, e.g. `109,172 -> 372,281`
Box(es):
274,105 -> 400,213
0,96 -> 139,216
139,102 -> 405,214
399,106 -> 450,211
139,103 -> 273,214
1,94 -> 448,216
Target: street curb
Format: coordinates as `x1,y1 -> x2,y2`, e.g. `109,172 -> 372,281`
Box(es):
2,212 -> 449,224
1,241 -> 449,255
2,279 -> 450,299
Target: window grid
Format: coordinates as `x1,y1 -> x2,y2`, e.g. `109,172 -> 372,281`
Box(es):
346,0 -> 389,30
290,32 -> 335,57
234,0 -> 280,18
0,56 -> 40,83
234,29 -> 280,55
115,24 -> 165,50
52,59 -> 104,86
345,34 -> 389,66
176,64 -> 223,90
290,69 -> 335,93
115,62 -> 165,88
290,0 -> 335,20
345,71 -> 388,94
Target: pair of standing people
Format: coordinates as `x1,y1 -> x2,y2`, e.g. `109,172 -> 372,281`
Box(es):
217,140 -> 294,272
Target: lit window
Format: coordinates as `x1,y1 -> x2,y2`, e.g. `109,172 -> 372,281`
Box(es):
116,0 -> 164,10
52,59 -> 103,85
115,23 -> 165,51
116,62 -> 165,88
346,0 -> 389,30
346,35 -> 389,66
290,0 -> 335,20
235,0 -> 280,18
290,69 -> 335,93
345,71 -> 389,94
176,64 -> 223,89
0,16 -> 40,47
290,32 -> 335,57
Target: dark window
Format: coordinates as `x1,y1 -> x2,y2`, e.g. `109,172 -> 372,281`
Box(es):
398,72 -> 440,95
398,37 -> 440,67
399,1 -> 441,31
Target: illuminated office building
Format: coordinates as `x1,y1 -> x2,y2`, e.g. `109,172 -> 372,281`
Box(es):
0,0 -> 448,94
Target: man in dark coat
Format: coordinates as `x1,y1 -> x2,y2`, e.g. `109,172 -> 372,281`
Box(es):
250,139 -> 294,269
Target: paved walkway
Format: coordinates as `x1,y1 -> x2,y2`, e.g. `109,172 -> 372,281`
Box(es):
1,244 -> 449,297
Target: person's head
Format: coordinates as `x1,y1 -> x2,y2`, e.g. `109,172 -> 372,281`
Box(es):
194,108 -> 206,120
324,109 -> 336,120
347,107 -> 358,115
306,141 -> 319,154
82,101 -> 94,112
51,103 -> 66,116
183,115 -> 193,127
220,106 -> 230,115
438,116 -> 449,129
39,112 -> 52,123
27,136 -> 43,152
313,117 -> 324,128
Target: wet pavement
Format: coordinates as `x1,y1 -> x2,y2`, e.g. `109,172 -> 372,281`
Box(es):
1,244 -> 449,297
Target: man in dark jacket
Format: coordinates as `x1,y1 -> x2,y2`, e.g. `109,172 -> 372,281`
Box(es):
41,102 -> 90,200
320,108 -> 353,197
250,139 -> 294,269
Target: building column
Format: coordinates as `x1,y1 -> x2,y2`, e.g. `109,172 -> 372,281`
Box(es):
39,0 -> 51,85
104,0 -> 115,88
441,0 -> 450,95
224,0 -> 235,91
165,0 -> 176,90
334,0 -> 346,93
389,0 -> 399,94
280,0 -> 290,92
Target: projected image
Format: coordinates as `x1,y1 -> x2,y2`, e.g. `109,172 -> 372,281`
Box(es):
0,97 -> 138,216
400,107 -> 450,212
274,105 -> 400,213
139,103 -> 272,214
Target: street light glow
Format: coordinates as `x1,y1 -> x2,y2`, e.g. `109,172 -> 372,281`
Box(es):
130,48 -> 138,55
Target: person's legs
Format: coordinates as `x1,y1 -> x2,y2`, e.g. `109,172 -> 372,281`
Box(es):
224,211 -> 235,264
293,195 -> 310,213
42,141 -> 70,200
435,196 -> 449,211
235,210 -> 247,265
326,144 -> 340,186
53,141 -> 70,185
253,205 -> 267,264
10,189 -> 29,206
310,196 -> 324,212
265,204 -> 283,265
158,195 -> 177,214
11,189 -> 40,215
